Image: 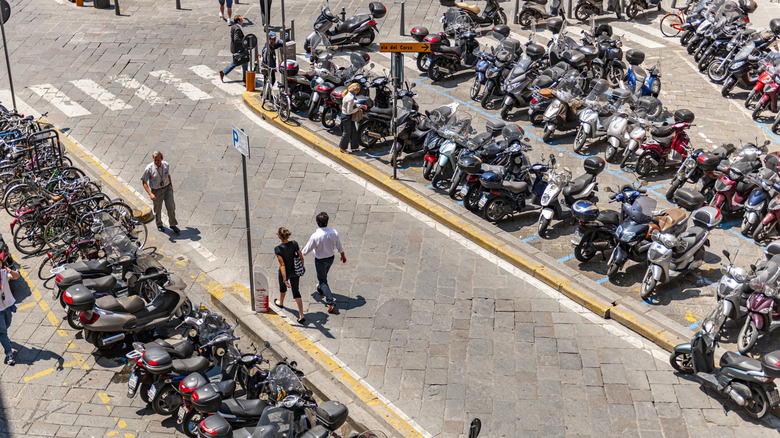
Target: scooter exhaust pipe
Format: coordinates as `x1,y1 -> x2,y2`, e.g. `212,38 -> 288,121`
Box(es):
98,333 -> 125,347
723,385 -> 748,407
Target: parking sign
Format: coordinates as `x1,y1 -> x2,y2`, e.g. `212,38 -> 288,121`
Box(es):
232,124 -> 249,158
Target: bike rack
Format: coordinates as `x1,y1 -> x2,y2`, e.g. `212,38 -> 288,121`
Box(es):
24,129 -> 64,170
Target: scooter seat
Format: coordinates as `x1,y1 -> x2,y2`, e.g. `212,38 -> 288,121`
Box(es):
720,351 -> 763,372
439,45 -> 463,56
297,71 -> 316,80
658,208 -> 687,232
597,210 -> 620,225
213,379 -> 236,396
577,45 -> 598,61
563,174 -> 594,199
148,338 -> 194,359
735,181 -> 754,194
651,125 -> 674,138
221,398 -> 269,418
83,275 -> 117,292
369,106 -> 394,115
68,259 -> 112,275
502,180 -> 528,193
335,14 -> 371,33
96,295 -> 145,313
481,164 -> 506,175
172,356 -> 210,374
455,2 -> 481,14
680,226 -> 707,247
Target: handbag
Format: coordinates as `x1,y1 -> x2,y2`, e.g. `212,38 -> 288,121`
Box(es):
233,50 -> 250,65
351,109 -> 364,122
293,253 -> 305,277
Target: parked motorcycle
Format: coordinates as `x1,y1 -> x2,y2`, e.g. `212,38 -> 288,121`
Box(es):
574,0 -> 622,21
634,109 -> 695,177
720,24 -> 780,96
410,27 -> 451,72
538,156 -> 604,235
498,44 -> 549,119
428,10 -> 481,82
623,49 -> 663,120
479,154 -> 551,222
443,0 -> 508,29
304,2 -> 386,53
572,79 -> 618,154
540,72 -> 587,142
444,119 -> 506,197
737,268 -> 780,354
518,0 -> 563,27
357,83 -> 418,148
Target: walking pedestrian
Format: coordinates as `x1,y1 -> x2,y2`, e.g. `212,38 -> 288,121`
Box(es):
141,151 -> 180,235
0,263 -> 20,366
339,83 -> 367,153
302,212 -> 345,314
219,15 -> 248,84
218,0 -> 234,24
274,227 -> 306,324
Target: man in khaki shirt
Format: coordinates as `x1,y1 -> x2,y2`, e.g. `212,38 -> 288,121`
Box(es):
141,151 -> 180,234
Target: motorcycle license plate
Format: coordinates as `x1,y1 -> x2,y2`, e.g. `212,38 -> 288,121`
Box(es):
177,406 -> 188,424
478,194 -> 488,209
571,230 -> 581,246
770,388 -> 780,406
460,184 -> 468,196
127,373 -> 138,398
148,385 -> 157,401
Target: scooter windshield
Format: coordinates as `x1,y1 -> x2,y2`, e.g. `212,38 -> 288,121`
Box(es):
508,58 -> 533,80
585,80 -> 610,104
734,42 -> 755,62
624,196 -> 657,224
94,211 -> 138,261
439,115 -> 472,139
268,364 -> 307,399
254,406 -> 296,437
426,102 -> 459,128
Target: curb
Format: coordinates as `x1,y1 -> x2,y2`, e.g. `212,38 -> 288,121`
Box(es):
242,91 -> 693,353
40,120 -> 154,223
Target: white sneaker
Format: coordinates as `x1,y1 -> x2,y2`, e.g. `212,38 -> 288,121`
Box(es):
227,19 -> 234,25
219,12 -> 224,20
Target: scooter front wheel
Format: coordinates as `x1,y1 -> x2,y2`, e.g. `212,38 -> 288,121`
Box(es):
773,112 -> 780,134
738,318 -> 759,354
538,216 -> 551,236
626,3 -> 640,19
640,268 -> 657,300
721,76 -> 737,97
494,10 -> 507,25
669,351 -> 694,374
518,10 -> 534,27
574,4 -> 592,21
542,123 -> 555,143
151,384 -> 180,416
574,235 -> 597,262
665,177 -> 683,200
470,79 -> 482,101
573,126 -> 588,154
483,197 -> 509,222
500,102 -> 512,120
422,160 -> 435,180
428,58 -> 447,82
417,53 -> 431,73
464,184 -> 482,212
635,154 -> 655,176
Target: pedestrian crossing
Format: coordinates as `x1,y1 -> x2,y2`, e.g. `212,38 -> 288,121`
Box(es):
24,66 -> 244,119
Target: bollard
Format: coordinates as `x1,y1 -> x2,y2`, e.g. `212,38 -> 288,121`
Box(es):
176,0 -> 181,10
115,0 -> 120,15
76,0 -> 83,6
400,1 -> 405,36
514,0 -> 519,24
567,0 -> 573,18
290,18 -> 295,41
246,71 -> 256,92
340,7 -> 346,21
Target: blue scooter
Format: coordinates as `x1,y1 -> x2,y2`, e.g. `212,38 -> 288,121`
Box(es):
624,49 -> 663,120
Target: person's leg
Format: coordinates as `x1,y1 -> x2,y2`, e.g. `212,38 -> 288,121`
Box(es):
338,115 -> 351,151
315,256 -> 335,307
223,60 -> 237,76
226,0 -> 233,22
162,186 -> 178,227
0,308 -> 12,356
349,119 -> 359,151
152,189 -> 164,228
290,277 -> 304,320
277,270 -> 287,307
240,62 -> 248,83
219,0 -> 225,18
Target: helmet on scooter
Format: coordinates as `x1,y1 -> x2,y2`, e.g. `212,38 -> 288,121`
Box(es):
739,0 -> 757,14
770,19 -> 780,35
594,24 -> 612,38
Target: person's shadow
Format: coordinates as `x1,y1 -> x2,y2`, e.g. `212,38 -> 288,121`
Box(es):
12,343 -> 65,368
165,226 -> 202,242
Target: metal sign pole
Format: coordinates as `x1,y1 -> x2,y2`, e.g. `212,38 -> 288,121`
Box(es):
0,1 -> 15,112
242,153 -> 255,310
390,52 -> 402,179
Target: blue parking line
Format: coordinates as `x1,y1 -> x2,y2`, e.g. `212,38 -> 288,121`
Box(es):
757,121 -> 780,143
426,184 -> 433,189
595,277 -> 609,284
457,201 -> 463,206
686,321 -> 700,330
522,235 -> 539,242
413,79 -> 497,119
557,254 -> 575,263
649,182 -> 668,190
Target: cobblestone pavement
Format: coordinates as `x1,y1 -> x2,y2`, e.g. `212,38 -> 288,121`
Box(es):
3,0 -> 780,436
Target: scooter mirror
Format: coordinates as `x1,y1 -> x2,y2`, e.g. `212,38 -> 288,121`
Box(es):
604,186 -> 614,193
410,82 -> 417,89
264,341 -> 271,348
751,264 -> 757,272
723,250 -> 730,259
370,63 -> 375,69
468,418 -> 482,438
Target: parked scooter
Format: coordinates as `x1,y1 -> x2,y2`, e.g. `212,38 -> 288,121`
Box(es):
640,206 -> 722,299
572,79 -> 618,154
479,154 -> 551,222
541,72 -> 587,142
518,0 -> 563,27
737,266 -> 780,353
410,28 -> 452,72
428,10 -> 481,82
634,109 -> 695,177
357,83 -> 418,148
445,119 -> 507,197
443,0 -> 508,28
698,248 -> 755,339
422,103 -> 461,179
664,144 -> 735,202
573,0 -> 622,21
603,89 -> 635,162
303,2 -> 386,53
720,25 -> 780,97
623,49 -> 663,120
538,156 -> 604,235
670,325 -> 780,419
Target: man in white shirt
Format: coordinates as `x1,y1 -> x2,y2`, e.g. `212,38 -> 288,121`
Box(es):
141,151 -> 180,235
0,264 -> 20,366
302,212 -> 346,313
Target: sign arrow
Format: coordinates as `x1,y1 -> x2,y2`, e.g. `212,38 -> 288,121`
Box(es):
422,43 -> 429,52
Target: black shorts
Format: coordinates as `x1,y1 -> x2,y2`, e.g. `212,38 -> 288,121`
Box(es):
278,270 -> 301,299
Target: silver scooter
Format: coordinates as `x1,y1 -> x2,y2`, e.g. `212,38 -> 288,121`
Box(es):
604,89 -> 633,163
572,79 -> 615,154
538,156 -> 603,235
640,206 -> 722,299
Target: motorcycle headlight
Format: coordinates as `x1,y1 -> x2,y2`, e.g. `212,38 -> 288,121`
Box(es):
216,347 -> 226,357
543,174 -> 549,182
729,267 -> 747,282
717,280 -> 728,298
660,233 -> 678,249
189,329 -> 198,338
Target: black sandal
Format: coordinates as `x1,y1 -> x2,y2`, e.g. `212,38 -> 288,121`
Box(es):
274,299 -> 284,309
297,317 -> 306,324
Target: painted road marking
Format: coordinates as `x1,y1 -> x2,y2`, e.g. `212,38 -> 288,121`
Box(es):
614,29 -> 665,49
149,70 -> 212,101
190,65 -> 245,96
115,75 -> 167,105
189,240 -> 218,262
29,84 -> 91,117
70,79 -> 132,111
0,90 -> 40,116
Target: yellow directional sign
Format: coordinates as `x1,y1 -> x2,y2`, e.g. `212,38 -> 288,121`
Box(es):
379,42 -> 436,53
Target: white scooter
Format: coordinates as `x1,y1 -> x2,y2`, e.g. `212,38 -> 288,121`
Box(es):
538,156 -> 604,235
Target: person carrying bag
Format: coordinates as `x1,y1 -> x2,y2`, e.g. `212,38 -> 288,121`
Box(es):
339,83 -> 367,153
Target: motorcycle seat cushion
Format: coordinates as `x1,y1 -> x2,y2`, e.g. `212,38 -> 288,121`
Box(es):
297,71 -> 316,80
369,107 -> 394,115
83,275 -> 118,292
563,174 -> 593,198
95,295 -> 145,313
736,181 -> 753,194
335,14 -> 371,33
214,379 -> 236,396
148,339 -> 194,359
68,259 -> 112,275
597,209 -> 620,225
502,180 -> 528,193
439,45 -> 463,56
681,226 -> 707,247
172,356 -> 210,374
455,2 -> 480,13
720,351 -> 763,372
221,398 -> 269,417
651,125 -> 674,138
658,208 -> 687,232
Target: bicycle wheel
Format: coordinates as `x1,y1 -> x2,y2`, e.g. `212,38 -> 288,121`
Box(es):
43,216 -> 81,252
38,251 -> 67,281
106,201 -> 147,248
261,81 -> 273,110
13,221 -> 46,255
277,92 -> 292,122
660,13 -> 683,37
4,184 -> 37,215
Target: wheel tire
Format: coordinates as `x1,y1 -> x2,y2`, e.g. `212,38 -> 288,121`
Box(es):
686,37 -> 699,55
470,79 -> 482,101
627,3 -> 640,19
151,385 -> 180,416
669,351 -> 694,374
13,222 -> 45,255
358,30 -> 375,46
738,318 -> 759,354
745,385 -> 771,419
447,173 -> 462,199
38,252 -> 66,281
480,83 -> 493,109
542,124 -> 555,143
607,261 -> 620,279
423,160 -> 435,180
574,4 -> 591,21
605,144 -> 618,163
530,110 -> 544,125
321,106 -> 339,129
67,309 -> 83,330
538,216 -> 550,236
773,113 -> 780,134
500,102 -> 512,120
573,126 -> 587,154
745,90 -> 760,109
181,410 -> 204,437
635,154 -> 655,176
464,184 -> 482,212
303,40 -> 310,54
519,10 -> 533,27
697,55 -> 711,72
741,216 -> 757,237
358,120 -> 381,148
640,268 -> 657,300
721,76 -> 736,97
660,13 -> 684,38
494,10 -> 507,25
751,102 -> 765,121
417,53 -> 431,72
139,382 -> 151,404
574,236 -> 597,262
431,163 -> 446,188
607,65 -> 624,86
278,94 -> 291,122
693,43 -> 707,62
307,97 -> 319,121
648,100 -> 663,120
428,58 -> 447,82
483,197 -> 509,222
680,29 -> 694,46
665,177 -> 683,200
708,60 -> 728,83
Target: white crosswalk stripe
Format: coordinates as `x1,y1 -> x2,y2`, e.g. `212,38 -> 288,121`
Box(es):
29,84 -> 91,117
71,79 -> 132,111
189,65 -> 245,96
149,70 -> 212,101
0,90 -> 40,117
115,75 -> 168,105
614,29 -> 665,49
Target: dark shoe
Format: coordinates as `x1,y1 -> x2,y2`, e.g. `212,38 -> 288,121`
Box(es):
171,226 -> 181,235
219,71 -> 225,83
5,352 -> 14,366
274,299 -> 284,309
157,225 -> 165,232
297,317 -> 306,324
327,305 -> 335,314
316,286 -> 323,296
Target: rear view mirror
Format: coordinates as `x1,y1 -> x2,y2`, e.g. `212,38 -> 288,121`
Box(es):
468,418 -> 482,438
723,250 -> 730,259
264,341 -> 270,348
604,186 -> 614,193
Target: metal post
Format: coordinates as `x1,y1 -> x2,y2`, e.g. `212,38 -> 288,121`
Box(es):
281,0 -> 285,34
115,0 -> 120,15
290,18 -> 295,41
513,0 -> 519,24
176,0 -> 181,10
0,17 -> 15,112
242,154 -> 255,311
567,0 -> 572,19
281,31 -> 288,95
340,7 -> 346,21
390,52 -> 402,179
400,1 -> 405,36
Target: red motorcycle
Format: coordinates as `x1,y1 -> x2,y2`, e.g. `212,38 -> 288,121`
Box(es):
745,60 -> 779,109
751,73 -> 780,121
634,109 -> 695,177
737,280 -> 780,354
709,161 -> 760,213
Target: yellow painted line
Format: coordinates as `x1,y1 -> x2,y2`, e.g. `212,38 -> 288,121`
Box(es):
71,352 -> 89,370
117,419 -> 127,428
16,267 -> 68,336
16,301 -> 37,311
23,359 -> 80,382
684,310 -> 699,323
39,299 -> 50,312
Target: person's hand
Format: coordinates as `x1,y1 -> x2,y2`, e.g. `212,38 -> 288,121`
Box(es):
340,253 -> 347,264
285,279 -> 291,287
150,194 -> 156,201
